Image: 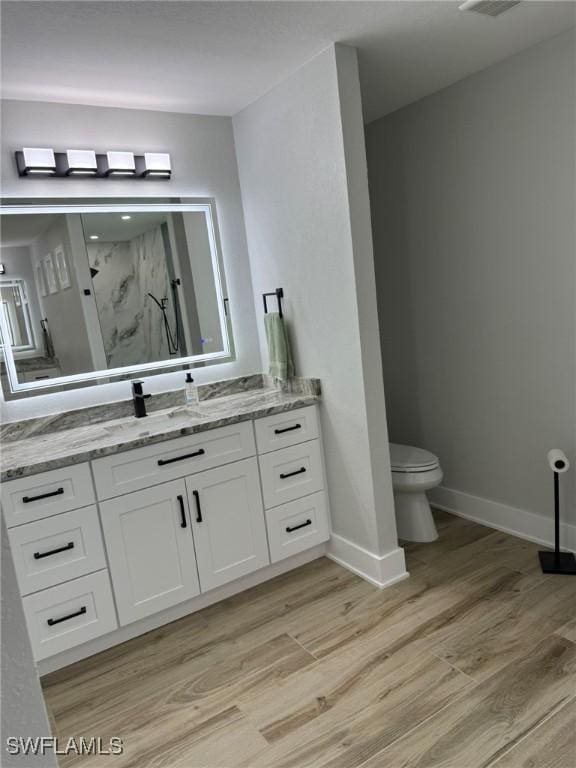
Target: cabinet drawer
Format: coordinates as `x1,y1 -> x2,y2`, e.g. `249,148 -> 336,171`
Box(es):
255,406 -> 319,454
2,464 -> 95,528
21,367 -> 61,382
92,422 -> 256,500
266,492 -> 330,563
22,570 -> 117,661
259,440 -> 324,509
8,506 -> 106,596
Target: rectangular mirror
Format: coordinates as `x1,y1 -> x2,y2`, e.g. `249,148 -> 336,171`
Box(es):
0,199 -> 232,398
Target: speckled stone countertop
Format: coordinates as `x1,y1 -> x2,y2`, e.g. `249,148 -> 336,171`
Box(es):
1,375 -> 321,482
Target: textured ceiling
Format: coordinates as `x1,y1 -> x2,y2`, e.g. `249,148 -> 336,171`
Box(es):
1,1 -> 574,123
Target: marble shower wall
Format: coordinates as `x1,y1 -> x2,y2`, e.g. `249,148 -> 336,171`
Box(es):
87,226 -> 174,368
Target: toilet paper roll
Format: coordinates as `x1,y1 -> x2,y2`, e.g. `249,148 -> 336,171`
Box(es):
547,449 -> 570,474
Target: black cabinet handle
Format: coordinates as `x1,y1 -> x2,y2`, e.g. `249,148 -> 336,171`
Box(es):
34,541 -> 74,560
177,495 -> 187,528
23,487 -> 64,504
47,606 -> 87,626
274,423 -> 302,435
158,448 -> 205,466
280,467 -> 307,480
192,490 -> 203,523
286,519 -> 312,533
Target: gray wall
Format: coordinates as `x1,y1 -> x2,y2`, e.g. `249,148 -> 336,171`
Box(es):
366,30 -> 576,524
1,100 -> 260,422
234,45 -> 399,558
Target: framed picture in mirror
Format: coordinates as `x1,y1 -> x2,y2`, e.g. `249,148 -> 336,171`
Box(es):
43,252 -> 59,294
35,262 -> 47,297
54,244 -> 71,289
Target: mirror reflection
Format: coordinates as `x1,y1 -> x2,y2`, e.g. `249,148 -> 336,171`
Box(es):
0,279 -> 34,351
0,205 -> 229,396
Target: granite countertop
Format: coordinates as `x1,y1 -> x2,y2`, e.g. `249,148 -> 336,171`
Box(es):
1,375 -> 321,482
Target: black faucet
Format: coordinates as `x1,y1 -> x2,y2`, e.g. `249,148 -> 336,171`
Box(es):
132,380 -> 151,418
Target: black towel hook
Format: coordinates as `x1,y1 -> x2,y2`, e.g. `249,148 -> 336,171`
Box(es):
262,288 -> 284,319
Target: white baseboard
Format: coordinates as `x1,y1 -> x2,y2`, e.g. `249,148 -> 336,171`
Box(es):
327,533 -> 408,588
429,486 -> 576,553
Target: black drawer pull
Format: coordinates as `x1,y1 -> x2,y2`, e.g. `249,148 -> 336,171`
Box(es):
158,448 -> 205,466
286,519 -> 312,533
280,467 -> 307,480
22,487 -> 64,504
34,541 -> 74,560
192,490 -> 203,523
274,423 -> 302,435
47,606 -> 87,626
177,495 -> 187,528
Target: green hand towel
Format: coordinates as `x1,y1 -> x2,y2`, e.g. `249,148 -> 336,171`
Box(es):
265,312 -> 295,381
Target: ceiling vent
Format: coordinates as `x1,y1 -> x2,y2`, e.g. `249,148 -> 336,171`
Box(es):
459,1 -> 522,16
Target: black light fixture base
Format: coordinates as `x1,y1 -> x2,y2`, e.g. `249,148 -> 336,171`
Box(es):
538,550 -> 576,575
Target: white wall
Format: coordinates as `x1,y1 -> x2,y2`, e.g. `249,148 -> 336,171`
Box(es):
234,45 -> 401,564
366,30 -> 576,531
183,212 -> 223,354
0,100 -> 260,421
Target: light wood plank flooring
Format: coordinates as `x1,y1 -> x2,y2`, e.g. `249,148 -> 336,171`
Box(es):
42,510 -> 576,768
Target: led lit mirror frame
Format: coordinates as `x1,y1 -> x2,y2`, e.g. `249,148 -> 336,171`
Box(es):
0,198 -> 233,396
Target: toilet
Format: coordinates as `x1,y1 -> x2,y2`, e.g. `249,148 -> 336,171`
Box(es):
390,443 -> 443,542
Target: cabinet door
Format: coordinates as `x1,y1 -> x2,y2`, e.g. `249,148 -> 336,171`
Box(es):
100,480 -> 200,625
186,458 -> 269,592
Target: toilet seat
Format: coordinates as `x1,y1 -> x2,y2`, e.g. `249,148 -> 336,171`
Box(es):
390,443 -> 439,474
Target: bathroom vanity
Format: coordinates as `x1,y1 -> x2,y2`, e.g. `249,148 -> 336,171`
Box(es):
0,200 -> 331,674
2,378 -> 330,672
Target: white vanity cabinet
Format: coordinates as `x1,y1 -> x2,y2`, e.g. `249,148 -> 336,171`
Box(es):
99,480 -> 200,625
186,458 -> 269,592
3,404 -> 330,667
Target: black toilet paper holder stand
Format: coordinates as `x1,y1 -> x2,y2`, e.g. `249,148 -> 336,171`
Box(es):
538,459 -> 576,575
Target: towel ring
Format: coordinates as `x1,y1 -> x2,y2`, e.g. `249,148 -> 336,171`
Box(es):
262,288 -> 284,319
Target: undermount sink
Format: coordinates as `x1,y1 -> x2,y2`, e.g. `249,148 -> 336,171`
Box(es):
102,406 -> 206,436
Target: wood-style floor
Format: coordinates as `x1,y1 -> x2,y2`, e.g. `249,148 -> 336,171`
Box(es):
42,510 -> 576,768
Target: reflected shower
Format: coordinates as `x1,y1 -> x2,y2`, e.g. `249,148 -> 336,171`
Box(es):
148,279 -> 182,355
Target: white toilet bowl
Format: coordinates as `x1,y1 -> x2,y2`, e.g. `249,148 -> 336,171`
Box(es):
390,443 -> 443,542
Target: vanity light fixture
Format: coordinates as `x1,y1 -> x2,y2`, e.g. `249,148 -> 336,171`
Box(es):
137,152 -> 172,178
64,149 -> 98,176
121,215 -> 132,220
89,235 -> 99,240
16,149 -> 172,179
102,151 -> 136,176
15,148 -> 57,176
